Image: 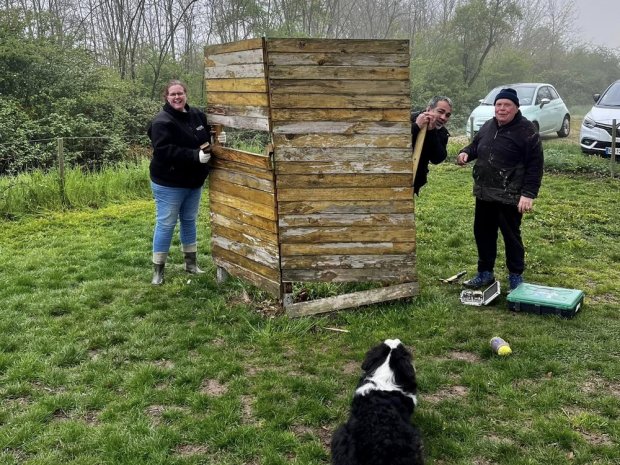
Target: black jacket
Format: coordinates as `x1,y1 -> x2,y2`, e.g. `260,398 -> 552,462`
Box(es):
148,102 -> 211,188
411,111 -> 449,194
461,111 -> 543,205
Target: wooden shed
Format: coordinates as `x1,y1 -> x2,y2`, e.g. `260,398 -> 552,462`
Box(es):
204,37 -> 417,316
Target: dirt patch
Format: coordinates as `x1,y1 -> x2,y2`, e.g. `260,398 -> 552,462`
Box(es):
341,360 -> 360,375
580,430 -> 614,446
153,359 -> 175,369
291,424 -> 333,449
581,376 -> 620,398
145,405 -> 189,425
200,378 -> 228,397
174,444 -> 209,456
446,351 -> 481,363
423,385 -> 469,403
83,410 -> 100,425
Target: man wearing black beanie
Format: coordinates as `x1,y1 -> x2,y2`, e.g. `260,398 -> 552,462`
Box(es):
455,88 -> 544,292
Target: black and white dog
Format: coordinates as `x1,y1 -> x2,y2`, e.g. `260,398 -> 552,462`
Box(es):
331,339 -> 424,465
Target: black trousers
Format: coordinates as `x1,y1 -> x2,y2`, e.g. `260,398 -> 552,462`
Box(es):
474,198 -> 524,275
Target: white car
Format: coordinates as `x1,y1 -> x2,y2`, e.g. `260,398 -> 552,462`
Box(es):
466,83 -> 571,138
580,80 -> 620,156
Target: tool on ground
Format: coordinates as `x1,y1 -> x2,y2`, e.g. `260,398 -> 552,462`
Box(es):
460,280 -> 501,306
439,270 -> 466,284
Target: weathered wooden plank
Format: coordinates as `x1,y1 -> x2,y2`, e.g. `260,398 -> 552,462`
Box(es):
278,200 -> 414,215
266,38 -> 409,54
210,177 -> 276,207
213,256 -> 281,298
271,108 -> 409,122
280,241 -> 415,256
212,146 -> 272,170
272,134 -> 411,149
205,48 -> 264,67
211,159 -> 274,182
211,215 -> 278,246
279,226 -> 415,243
275,160 -> 412,174
211,200 -> 278,234
281,254 -> 415,269
209,190 -> 277,221
270,93 -> 410,109
272,121 -> 410,135
208,92 -> 269,107
207,114 -> 270,132
281,267 -> 416,283
285,281 -> 418,317
267,52 -> 409,67
277,187 -> 413,202
206,78 -> 268,93
212,235 -> 279,269
269,79 -> 409,95
278,213 -> 414,228
205,63 -> 266,79
211,166 -> 275,193
208,104 -> 270,119
205,38 -> 264,56
276,173 -> 411,189
212,243 -> 280,282
274,147 -> 410,162
268,66 -> 409,81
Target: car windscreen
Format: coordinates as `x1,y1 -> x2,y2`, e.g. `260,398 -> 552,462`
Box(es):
481,86 -> 537,105
598,82 -> 620,107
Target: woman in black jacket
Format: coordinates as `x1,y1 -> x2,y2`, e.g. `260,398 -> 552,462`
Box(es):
147,80 -> 212,285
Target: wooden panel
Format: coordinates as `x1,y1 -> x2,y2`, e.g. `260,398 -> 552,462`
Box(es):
282,267 -> 416,283
207,114 -> 269,132
211,167 -> 275,193
211,215 -> 278,246
210,178 -> 275,210
274,147 -> 410,162
271,108 -> 409,122
270,93 -> 409,109
207,78 -> 268,93
212,244 -> 280,283
208,92 -> 269,107
269,66 -> 409,81
214,257 -> 281,298
279,226 -> 414,243
205,38 -> 264,55
268,52 -> 408,67
277,187 -> 413,202
275,161 -> 412,175
266,39 -> 409,54
281,242 -> 415,256
272,134 -> 411,149
211,200 -> 278,233
276,174 -> 411,189
278,213 -> 414,228
212,236 -> 279,269
269,79 -> 409,95
210,190 -> 276,221
205,63 -> 266,79
206,48 -> 264,67
278,200 -> 414,215
281,254 -> 415,269
208,104 -> 270,119
272,121 -> 409,135
212,146 -> 272,170
211,159 -> 274,181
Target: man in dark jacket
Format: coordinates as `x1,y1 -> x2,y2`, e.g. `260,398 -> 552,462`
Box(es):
456,88 -> 543,291
411,96 -> 452,195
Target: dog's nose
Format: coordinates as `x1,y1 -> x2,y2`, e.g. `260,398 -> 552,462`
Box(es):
384,339 -> 401,349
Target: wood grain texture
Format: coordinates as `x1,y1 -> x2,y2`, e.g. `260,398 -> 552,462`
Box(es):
205,38 -> 264,56
266,38 -> 409,54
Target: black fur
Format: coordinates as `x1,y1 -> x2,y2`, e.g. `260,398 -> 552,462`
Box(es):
331,340 -> 424,465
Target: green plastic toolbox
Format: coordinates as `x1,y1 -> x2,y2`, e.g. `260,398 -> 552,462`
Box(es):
507,283 -> 584,318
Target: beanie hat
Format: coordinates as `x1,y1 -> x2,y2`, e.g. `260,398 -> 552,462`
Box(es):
494,88 -> 519,107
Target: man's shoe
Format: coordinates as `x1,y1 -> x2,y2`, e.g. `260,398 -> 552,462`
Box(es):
508,273 -> 523,291
463,271 -> 495,289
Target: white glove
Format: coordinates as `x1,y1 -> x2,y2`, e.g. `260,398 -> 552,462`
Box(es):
199,149 -> 211,164
217,131 -> 227,145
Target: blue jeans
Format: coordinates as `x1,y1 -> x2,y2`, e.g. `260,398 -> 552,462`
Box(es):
151,181 -> 203,254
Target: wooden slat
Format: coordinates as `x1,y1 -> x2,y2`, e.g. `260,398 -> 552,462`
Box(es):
210,190 -> 276,221
212,146 -> 272,170
211,166 -> 275,193
274,147 -> 410,162
211,159 -> 274,182
281,254 -> 415,269
207,114 -> 270,132
275,160 -> 412,175
205,63 -> 266,79
206,48 -> 264,67
214,257 -> 281,298
211,200 -> 278,234
279,226 -> 414,243
273,121 -> 409,135
282,267 -> 416,283
207,78 -> 268,93
270,93 -> 409,110
205,38 -> 264,55
210,177 -> 275,207
212,244 -> 280,282
269,79 -> 409,95
285,282 -> 418,317
266,38 -> 409,54
276,173 -> 411,189
278,213 -> 414,228
278,200 -> 414,215
281,242 -> 415,256
208,92 -> 269,107
269,66 -> 409,81
277,187 -> 412,202
211,215 -> 278,246
212,236 -> 279,269
272,134 -> 411,149
208,104 -> 270,119
271,108 -> 409,122
268,52 -> 408,67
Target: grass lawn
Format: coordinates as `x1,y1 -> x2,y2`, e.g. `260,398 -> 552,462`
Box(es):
1,144 -> 619,464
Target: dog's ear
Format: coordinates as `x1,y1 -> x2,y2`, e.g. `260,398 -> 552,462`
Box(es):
361,342 -> 391,373
390,344 -> 417,394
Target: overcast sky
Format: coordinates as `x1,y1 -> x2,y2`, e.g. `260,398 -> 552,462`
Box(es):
566,0 -> 620,49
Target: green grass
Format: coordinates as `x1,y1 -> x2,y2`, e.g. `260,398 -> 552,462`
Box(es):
0,143 -> 619,464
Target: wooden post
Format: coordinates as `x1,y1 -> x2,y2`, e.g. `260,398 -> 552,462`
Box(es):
469,117 -> 475,141
57,137 -> 67,207
611,119 -> 617,178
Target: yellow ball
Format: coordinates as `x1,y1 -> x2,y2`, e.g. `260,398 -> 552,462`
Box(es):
497,345 -> 512,356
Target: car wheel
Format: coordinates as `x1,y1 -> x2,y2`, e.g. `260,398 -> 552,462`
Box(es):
557,115 -> 570,138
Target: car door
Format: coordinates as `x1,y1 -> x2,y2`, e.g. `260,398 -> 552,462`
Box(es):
536,86 -> 554,133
